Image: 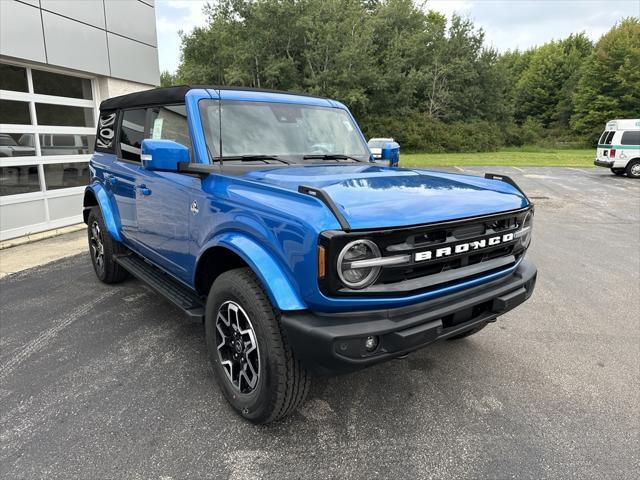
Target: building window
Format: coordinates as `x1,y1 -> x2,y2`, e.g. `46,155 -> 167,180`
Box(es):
0,100 -> 32,124
31,70 -> 93,100
0,61 -> 96,208
0,133 -> 36,157
0,165 -> 41,196
0,64 -> 28,92
35,103 -> 95,128
43,162 -> 91,190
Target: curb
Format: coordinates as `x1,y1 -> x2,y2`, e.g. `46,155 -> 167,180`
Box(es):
0,224 -> 85,251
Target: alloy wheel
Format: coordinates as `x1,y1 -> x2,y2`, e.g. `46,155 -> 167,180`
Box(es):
215,301 -> 260,394
90,220 -> 105,273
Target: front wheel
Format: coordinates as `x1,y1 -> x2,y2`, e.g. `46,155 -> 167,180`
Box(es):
625,160 -> 640,179
205,268 -> 310,424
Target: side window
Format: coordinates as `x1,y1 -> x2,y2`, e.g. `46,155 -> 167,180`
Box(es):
604,131 -> 615,144
96,110 -> 117,153
148,104 -> 192,154
621,131 -> 640,146
119,109 -> 147,162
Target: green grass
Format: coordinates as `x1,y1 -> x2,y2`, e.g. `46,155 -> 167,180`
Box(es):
401,147 -> 594,167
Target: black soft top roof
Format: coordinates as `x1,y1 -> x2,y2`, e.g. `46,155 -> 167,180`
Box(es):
99,85 -> 326,110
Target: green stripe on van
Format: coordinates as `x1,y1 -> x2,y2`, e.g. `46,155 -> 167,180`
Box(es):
597,144 -> 640,149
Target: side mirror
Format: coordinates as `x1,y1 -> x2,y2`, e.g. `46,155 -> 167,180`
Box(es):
381,141 -> 400,167
141,139 -> 190,172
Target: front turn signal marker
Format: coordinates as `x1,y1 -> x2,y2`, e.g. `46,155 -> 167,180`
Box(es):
318,246 -> 326,279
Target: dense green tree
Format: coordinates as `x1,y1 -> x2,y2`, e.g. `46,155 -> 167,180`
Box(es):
514,34 -> 592,128
171,1 -> 638,151
571,18 -> 640,140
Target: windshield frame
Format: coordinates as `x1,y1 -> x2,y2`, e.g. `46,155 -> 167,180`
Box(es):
198,99 -> 371,165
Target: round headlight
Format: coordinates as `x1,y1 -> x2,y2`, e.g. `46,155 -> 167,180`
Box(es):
337,239 -> 381,289
519,210 -> 534,248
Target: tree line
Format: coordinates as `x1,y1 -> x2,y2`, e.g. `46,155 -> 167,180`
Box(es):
162,0 -> 640,152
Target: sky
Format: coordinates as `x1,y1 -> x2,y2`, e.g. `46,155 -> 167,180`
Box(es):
155,0 -> 640,73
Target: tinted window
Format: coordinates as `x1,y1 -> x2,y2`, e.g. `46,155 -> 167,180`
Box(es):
96,111 -> 117,152
602,131 -> 616,145
32,69 -> 93,99
0,63 -> 28,92
0,165 -> 41,196
120,109 -> 147,162
149,104 -> 192,152
598,131 -> 607,144
35,104 -> 95,127
0,100 -> 31,124
0,133 -> 36,157
621,131 -> 640,146
43,162 -> 90,190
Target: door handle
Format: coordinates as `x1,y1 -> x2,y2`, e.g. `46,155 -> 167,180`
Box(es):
136,184 -> 152,196
105,175 -> 117,187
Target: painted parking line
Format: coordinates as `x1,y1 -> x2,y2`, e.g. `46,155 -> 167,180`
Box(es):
453,166 -> 465,172
512,166 -> 525,173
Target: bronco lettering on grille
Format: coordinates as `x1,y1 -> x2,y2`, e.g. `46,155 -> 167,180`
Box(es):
414,233 -> 515,262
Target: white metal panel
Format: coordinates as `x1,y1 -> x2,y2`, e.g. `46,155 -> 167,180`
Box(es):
48,192 -> 84,220
40,0 -> 106,29
0,1 -> 47,63
42,11 -> 110,76
0,199 -> 46,231
107,33 -> 160,85
104,0 -> 158,47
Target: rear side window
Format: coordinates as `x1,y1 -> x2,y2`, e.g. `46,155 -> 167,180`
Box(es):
601,131 -> 616,145
621,131 -> 640,146
96,111 -> 117,153
119,109 -> 147,162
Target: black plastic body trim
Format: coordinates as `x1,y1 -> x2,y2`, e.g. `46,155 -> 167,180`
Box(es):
485,173 -> 530,201
280,258 -> 537,375
298,184 -> 351,231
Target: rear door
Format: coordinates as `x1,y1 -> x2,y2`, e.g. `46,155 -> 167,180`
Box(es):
597,130 -> 615,160
109,108 -> 148,238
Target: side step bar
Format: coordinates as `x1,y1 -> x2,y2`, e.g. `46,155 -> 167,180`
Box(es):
114,253 -> 205,321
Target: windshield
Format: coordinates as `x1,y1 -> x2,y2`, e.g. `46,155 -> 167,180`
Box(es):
199,100 -> 369,162
367,140 -> 388,148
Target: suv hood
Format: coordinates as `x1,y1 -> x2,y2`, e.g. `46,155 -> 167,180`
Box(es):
243,165 -> 528,230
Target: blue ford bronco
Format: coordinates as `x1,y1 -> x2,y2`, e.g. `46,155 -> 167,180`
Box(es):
85,86 -> 537,423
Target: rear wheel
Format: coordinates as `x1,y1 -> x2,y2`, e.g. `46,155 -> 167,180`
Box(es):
205,268 -> 310,424
87,207 -> 128,284
611,168 -> 625,176
625,160 -> 640,179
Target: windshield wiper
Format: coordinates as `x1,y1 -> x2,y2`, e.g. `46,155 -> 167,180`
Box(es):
303,154 -> 367,163
221,155 -> 290,165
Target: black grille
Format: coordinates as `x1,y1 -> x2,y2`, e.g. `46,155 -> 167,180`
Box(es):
319,207 -> 531,297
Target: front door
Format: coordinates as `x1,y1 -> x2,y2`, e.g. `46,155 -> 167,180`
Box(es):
131,104 -> 196,283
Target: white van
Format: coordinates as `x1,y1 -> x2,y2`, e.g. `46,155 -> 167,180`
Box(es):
594,119 -> 640,178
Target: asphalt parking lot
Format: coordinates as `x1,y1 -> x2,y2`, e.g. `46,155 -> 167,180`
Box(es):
1,167 -> 639,479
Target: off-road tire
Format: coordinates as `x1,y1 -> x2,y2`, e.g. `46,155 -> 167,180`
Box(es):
447,322 -> 488,340
625,159 -> 640,179
87,207 -> 128,284
205,268 -> 310,424
611,168 -> 625,176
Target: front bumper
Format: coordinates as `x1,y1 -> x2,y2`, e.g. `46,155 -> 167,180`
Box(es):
594,159 -> 614,168
281,259 -> 537,375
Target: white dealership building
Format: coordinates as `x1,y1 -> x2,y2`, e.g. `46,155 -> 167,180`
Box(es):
0,0 -> 160,240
